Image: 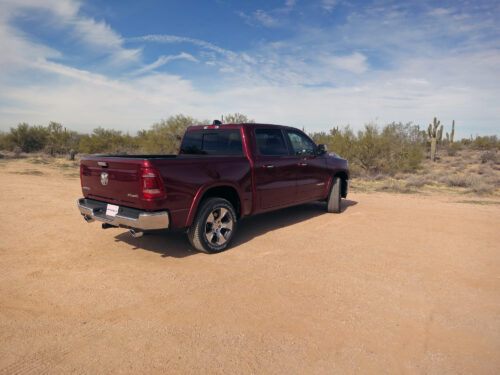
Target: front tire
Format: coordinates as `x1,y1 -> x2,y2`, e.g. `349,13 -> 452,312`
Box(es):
187,198 -> 237,253
327,177 -> 342,213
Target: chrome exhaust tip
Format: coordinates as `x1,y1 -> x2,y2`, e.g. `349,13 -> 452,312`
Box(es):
84,215 -> 95,223
130,229 -> 143,238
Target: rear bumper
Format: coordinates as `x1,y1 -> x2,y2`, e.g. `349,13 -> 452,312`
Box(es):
77,198 -> 170,230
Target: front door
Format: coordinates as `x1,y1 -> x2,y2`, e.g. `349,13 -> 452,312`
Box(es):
284,130 -> 329,201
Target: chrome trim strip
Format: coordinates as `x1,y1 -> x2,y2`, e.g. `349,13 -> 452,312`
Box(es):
77,198 -> 169,230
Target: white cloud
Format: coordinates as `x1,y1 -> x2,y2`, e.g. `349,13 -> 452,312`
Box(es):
322,0 -> 339,12
0,0 -> 140,67
131,53 -> 198,76
128,34 -> 237,59
429,8 -> 455,16
253,10 -> 279,27
237,10 -> 280,27
326,52 -> 368,74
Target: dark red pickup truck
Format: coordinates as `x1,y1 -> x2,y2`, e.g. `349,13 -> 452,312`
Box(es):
78,122 -> 349,253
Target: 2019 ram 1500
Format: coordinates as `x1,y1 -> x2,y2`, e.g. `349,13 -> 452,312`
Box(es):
77,122 -> 349,253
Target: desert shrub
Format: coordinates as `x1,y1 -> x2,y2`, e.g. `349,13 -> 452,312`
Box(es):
466,181 -> 497,195
439,174 -> 477,188
405,175 -> 435,188
394,172 -> 411,179
78,127 -> 137,154
480,150 -> 497,164
376,179 -> 414,193
355,124 -> 385,172
13,146 -> 22,157
447,142 -> 461,156
45,122 -> 81,156
7,123 -> 48,152
472,135 -> 499,150
0,133 -> 9,150
475,166 -> 488,175
310,122 -> 425,175
137,114 -> 199,154
222,113 -> 255,123
311,125 -> 357,162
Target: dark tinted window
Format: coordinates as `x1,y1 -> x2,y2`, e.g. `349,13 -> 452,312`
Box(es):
286,131 -> 316,156
180,129 -> 242,155
255,128 -> 289,156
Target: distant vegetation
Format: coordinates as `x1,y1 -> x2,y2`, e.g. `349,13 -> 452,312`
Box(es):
0,114 -> 499,178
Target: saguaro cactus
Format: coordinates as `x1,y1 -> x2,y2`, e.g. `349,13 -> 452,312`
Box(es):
446,120 -> 455,144
427,117 -> 443,162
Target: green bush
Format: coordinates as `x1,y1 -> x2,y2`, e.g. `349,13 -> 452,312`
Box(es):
45,122 -> 81,156
310,122 -> 425,174
137,114 -> 199,154
78,127 -> 137,154
472,135 -> 499,150
447,142 -> 461,156
7,123 -> 48,152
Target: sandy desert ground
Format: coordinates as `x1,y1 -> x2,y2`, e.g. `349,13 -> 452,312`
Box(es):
0,158 -> 499,374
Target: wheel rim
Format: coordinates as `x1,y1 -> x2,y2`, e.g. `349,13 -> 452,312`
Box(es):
204,207 -> 234,246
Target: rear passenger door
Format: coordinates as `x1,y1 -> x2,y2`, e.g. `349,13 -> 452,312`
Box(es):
284,129 -> 329,201
252,128 -> 298,210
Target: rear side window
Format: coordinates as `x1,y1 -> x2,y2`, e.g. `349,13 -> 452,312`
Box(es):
255,129 -> 289,156
180,129 -> 243,155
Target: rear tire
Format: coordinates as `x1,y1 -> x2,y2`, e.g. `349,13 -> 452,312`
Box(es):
187,198 -> 237,253
327,177 -> 342,213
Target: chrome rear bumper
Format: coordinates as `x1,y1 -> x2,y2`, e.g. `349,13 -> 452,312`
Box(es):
77,198 -> 169,230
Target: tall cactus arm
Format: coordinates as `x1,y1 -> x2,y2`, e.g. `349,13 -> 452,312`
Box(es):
437,125 -> 443,142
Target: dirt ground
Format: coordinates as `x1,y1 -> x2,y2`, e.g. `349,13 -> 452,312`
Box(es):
1,159 -> 499,374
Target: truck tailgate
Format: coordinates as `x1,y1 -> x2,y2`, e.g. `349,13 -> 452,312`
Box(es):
80,158 -> 144,208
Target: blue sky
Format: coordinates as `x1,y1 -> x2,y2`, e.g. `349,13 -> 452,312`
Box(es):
0,0 -> 499,137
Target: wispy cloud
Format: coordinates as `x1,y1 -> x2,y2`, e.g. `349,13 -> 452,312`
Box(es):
237,9 -> 279,27
321,0 -> 340,12
236,0 -> 297,28
127,34 -> 237,59
131,53 -> 198,76
0,0 -> 140,67
429,8 -> 455,16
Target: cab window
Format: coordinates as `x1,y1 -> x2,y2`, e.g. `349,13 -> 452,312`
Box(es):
285,131 -> 316,156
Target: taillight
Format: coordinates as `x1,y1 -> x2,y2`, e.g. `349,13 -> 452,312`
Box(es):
79,164 -> 83,185
140,167 -> 165,199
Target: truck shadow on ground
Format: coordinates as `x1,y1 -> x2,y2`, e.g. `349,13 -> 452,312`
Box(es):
114,199 -> 357,258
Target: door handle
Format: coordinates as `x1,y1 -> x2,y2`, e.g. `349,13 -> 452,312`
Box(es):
298,162 -> 308,166
262,164 -> 275,169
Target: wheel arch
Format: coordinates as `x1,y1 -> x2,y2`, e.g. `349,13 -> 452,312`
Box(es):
333,171 -> 348,198
186,183 -> 242,227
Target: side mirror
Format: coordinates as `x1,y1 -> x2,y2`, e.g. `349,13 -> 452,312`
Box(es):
317,144 -> 328,155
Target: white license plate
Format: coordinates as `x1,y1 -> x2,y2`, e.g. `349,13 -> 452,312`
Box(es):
106,204 -> 119,217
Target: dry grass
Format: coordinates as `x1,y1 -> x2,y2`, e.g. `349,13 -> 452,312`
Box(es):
10,169 -> 44,176
375,179 -> 415,193
456,199 -> 500,205
352,148 -> 500,196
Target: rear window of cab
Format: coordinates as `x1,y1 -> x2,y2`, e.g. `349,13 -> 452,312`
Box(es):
180,129 -> 243,155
